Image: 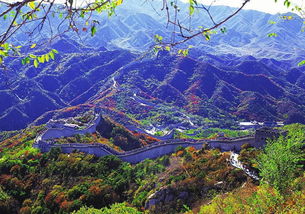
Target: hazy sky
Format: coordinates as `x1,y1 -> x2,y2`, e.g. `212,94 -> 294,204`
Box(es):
182,0 -> 304,14
1,0 -> 304,14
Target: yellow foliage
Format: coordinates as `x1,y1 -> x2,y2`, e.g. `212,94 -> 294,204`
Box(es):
197,179 -> 305,214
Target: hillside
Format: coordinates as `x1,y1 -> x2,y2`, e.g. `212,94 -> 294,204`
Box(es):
1,1 -> 305,131
0,124 -> 304,213
1,45 -> 305,132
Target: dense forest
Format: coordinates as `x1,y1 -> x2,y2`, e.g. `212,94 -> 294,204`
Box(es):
0,124 -> 304,213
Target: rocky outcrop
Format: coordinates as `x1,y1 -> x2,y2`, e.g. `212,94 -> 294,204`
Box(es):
145,187 -> 189,210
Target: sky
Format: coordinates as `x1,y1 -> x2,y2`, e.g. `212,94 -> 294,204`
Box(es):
1,0 -> 304,14
183,0 -> 304,14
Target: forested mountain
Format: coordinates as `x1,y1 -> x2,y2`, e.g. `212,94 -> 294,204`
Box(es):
1,40 -> 305,131
1,1 -> 305,131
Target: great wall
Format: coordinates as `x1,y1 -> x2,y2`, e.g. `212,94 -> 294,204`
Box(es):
33,114 -> 282,164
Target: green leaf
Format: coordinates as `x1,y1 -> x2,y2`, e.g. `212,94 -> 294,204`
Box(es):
25,57 -> 30,64
116,0 -> 123,6
3,43 -> 9,50
27,2 -> 36,10
91,25 -> 97,37
154,34 -> 163,43
21,57 -> 30,65
33,59 -> 39,68
153,45 -> 162,54
183,49 -> 189,56
45,54 -> 50,62
189,0 -> 197,15
297,60 -> 305,66
189,5 -> 194,15
284,0 -> 291,8
52,49 -> 58,54
30,44 -> 36,49
204,34 -> 210,41
29,54 -> 36,59
80,11 -> 85,18
49,52 -> 55,60
38,56 -> 45,63
0,56 -> 3,64
220,27 -> 227,33
268,33 -> 278,37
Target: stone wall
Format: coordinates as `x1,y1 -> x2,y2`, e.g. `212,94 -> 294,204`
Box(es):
208,137 -> 259,151
34,116 -> 279,164
35,136 -> 260,164
40,115 -> 101,140
255,127 -> 286,143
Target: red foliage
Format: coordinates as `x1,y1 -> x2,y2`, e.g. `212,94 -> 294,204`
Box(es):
187,147 -> 196,153
44,192 -> 53,205
35,153 -> 42,158
89,185 -> 102,196
19,206 -> 31,214
54,193 -> 65,205
176,150 -> 184,157
60,200 -> 73,211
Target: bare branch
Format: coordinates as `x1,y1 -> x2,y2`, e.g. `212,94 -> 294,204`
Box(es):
162,0 -> 251,47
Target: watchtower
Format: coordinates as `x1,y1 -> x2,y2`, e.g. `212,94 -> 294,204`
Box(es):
255,127 -> 287,143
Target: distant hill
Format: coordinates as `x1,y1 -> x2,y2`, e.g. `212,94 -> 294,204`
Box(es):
0,2 -> 305,131
1,40 -> 304,131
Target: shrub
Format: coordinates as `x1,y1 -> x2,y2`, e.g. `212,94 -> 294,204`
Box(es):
257,132 -> 304,193
72,203 -> 142,214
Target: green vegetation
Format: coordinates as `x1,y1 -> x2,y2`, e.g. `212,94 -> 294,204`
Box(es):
174,128 -> 251,140
0,124 -> 304,213
51,133 -> 123,152
96,117 -> 158,151
0,127 -> 247,214
0,131 -> 20,143
197,175 -> 305,214
194,124 -> 305,214
0,186 -> 10,201
257,124 -> 305,193
69,111 -> 95,127
0,128 -> 168,213
72,203 -> 142,214
108,89 -> 237,130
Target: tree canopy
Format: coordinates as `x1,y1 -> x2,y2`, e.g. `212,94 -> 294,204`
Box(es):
257,125 -> 305,193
